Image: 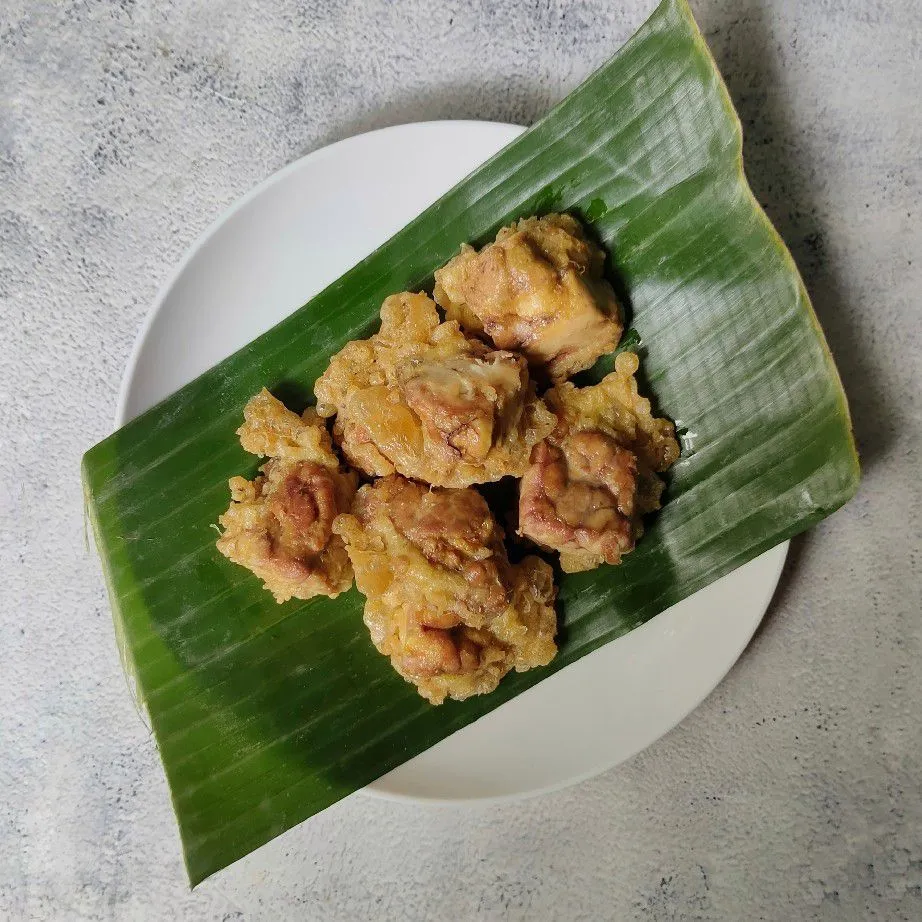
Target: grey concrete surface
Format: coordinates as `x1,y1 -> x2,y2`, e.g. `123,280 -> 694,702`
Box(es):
1,0 -> 919,919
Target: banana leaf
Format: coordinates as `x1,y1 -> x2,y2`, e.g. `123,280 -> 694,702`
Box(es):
82,0 -> 859,885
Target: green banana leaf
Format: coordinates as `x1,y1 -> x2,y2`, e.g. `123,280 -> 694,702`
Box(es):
83,0 -> 859,885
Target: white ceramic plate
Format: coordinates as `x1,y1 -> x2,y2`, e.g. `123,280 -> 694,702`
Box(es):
117,120 -> 787,803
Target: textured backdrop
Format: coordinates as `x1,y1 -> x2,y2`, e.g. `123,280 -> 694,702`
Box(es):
1,1 -> 920,920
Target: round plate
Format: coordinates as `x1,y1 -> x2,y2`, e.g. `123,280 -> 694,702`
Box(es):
117,120 -> 788,803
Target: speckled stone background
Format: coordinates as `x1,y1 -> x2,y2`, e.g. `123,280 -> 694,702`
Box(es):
2,0 -> 920,919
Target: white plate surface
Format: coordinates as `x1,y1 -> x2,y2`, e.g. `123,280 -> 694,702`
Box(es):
117,120 -> 787,803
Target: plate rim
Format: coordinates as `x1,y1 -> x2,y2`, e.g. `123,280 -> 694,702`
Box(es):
114,118 -> 788,806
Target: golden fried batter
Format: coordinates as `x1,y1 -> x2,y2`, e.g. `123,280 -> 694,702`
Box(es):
314,291 -> 555,488
334,476 -> 557,704
434,213 -> 623,382
216,389 -> 357,602
519,352 -> 679,573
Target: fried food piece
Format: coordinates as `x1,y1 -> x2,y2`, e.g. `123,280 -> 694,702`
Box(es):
434,213 -> 623,382
522,434 -> 638,571
518,352 -> 679,573
216,389 -> 358,602
335,476 -> 557,704
314,291 -> 555,488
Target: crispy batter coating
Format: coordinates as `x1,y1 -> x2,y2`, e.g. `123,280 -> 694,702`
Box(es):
334,476 -> 558,704
314,291 -> 555,488
433,214 -> 623,382
518,352 -> 679,573
216,389 -> 357,602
